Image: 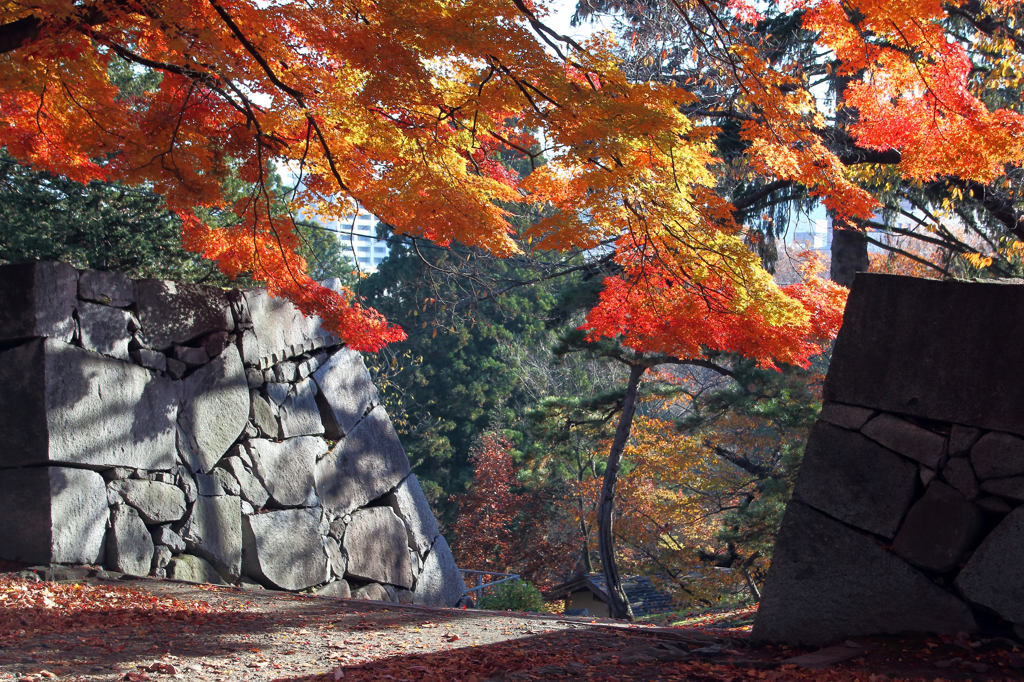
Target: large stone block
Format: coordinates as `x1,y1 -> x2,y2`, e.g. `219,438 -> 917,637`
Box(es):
221,456 -> 270,509
825,274 -> 1024,435
135,279 -> 233,350
891,482 -> 984,573
181,494 -> 242,579
78,269 -> 133,307
793,421 -> 919,538
412,536 -> 466,607
78,302 -> 132,360
239,289 -> 337,368
818,402 -> 874,431
386,474 -> 440,556
942,457 -> 980,500
168,554 -> 225,585
351,583 -> 391,602
249,437 -> 324,507
343,507 -> 413,589
242,508 -> 330,590
317,580 -> 351,599
861,414 -> 946,469
315,407 -> 411,515
0,261 -> 77,342
106,506 -> 155,576
955,506 -> 1024,624
979,476 -> 1024,502
752,502 -> 977,645
971,431 -> 1024,480
108,479 -> 187,524
276,378 -> 325,438
0,467 -> 107,564
177,346 -> 249,473
312,349 -> 378,438
0,339 -> 178,470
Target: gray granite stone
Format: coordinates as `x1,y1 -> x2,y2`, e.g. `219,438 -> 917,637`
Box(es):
315,407 -> 411,515
979,476 -> 1024,502
167,554 -> 225,584
312,348 -> 378,438
824,274 -> 1024,435
818,403 -> 874,431
250,393 -> 279,439
134,279 -> 233,350
78,269 -> 133,307
213,468 -> 240,496
152,545 -> 173,571
950,425 -> 983,457
0,261 -> 78,342
108,480 -> 187,524
239,289 -> 335,368
222,456 -> 269,508
152,525 -> 186,552
955,506 -> 1024,623
276,378 -> 325,438
752,501 -> 977,645
317,580 -> 351,599
106,506 -> 155,576
0,339 -> 178,469
195,472 -> 225,497
976,496 -> 1013,515
971,432 -> 1024,480
942,457 -> 980,500
165,357 -> 186,379
0,467 -> 107,565
343,507 -> 413,589
325,536 -> 347,578
174,345 -> 210,368
793,421 -> 919,538
79,302 -> 132,360
242,508 -> 329,591
413,536 -> 466,607
351,583 -> 391,602
891,482 -> 984,573
861,413 -> 946,468
180,494 -> 242,579
249,437 -> 324,508
177,346 -> 249,474
130,348 -> 167,372
200,331 -> 231,359
385,474 -> 440,557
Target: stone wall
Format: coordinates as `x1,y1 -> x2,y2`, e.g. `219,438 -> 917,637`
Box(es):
753,274 -> 1024,644
0,261 -> 465,606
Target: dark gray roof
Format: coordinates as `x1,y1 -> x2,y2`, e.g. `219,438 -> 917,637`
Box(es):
545,573 -> 677,617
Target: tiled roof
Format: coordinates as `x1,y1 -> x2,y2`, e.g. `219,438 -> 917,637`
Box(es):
545,574 -> 677,617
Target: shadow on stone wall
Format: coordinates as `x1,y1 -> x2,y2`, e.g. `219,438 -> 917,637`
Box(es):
0,261 -> 465,607
753,273 -> 1024,645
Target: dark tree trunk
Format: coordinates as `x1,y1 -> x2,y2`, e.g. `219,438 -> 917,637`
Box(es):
828,68 -> 869,288
830,225 -> 869,286
581,521 -> 594,574
597,362 -> 647,620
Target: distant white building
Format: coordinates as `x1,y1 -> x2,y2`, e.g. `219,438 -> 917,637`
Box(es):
793,218 -> 830,250
311,204 -> 390,272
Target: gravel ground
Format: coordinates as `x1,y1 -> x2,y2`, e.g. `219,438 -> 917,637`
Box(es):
0,574 -> 709,682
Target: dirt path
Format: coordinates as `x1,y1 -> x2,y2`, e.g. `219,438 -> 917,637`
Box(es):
2,570 -> 1024,682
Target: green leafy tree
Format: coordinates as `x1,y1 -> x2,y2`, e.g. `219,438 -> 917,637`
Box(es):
0,154 -> 223,281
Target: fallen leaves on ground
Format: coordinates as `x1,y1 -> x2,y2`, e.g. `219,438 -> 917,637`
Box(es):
2,570 -> 1024,682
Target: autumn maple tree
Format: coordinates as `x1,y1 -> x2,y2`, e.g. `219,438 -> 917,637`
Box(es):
448,431 -> 567,582
6,0 -> 1024,619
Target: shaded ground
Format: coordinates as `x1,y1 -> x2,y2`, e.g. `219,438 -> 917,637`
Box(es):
1,565 -> 1023,682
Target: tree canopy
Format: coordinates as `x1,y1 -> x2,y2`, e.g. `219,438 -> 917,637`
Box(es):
5,0 -> 997,356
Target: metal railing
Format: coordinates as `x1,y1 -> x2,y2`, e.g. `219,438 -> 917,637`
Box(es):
459,569 -> 520,602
